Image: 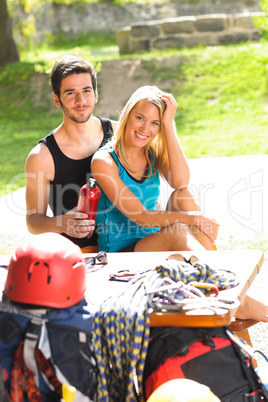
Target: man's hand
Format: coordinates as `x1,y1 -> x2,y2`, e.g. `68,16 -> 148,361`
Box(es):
62,209 -> 95,238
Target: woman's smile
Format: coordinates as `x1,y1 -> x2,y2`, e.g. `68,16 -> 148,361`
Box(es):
135,131 -> 149,141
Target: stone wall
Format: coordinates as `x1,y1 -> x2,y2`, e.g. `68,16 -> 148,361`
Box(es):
11,0 -> 261,44
117,12 -> 264,53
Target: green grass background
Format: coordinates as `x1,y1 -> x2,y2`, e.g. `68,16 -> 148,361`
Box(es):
0,33 -> 267,197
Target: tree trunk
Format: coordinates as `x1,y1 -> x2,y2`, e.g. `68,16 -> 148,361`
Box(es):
0,0 -> 19,67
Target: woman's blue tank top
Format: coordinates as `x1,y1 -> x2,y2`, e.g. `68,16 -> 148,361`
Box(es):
96,151 -> 160,252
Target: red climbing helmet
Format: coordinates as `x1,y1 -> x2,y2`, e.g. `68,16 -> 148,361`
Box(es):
4,233 -> 87,308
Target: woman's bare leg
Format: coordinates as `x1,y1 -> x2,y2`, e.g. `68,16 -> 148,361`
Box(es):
166,188 -> 215,250
161,189 -> 268,322
166,188 -> 200,212
134,222 -> 205,252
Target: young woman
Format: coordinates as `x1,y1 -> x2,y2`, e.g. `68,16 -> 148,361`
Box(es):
91,85 -> 219,253
91,85 -> 268,324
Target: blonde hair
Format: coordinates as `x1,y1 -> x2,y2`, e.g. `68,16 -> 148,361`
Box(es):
114,85 -> 171,178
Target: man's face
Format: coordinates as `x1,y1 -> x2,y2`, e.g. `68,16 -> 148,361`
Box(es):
54,73 -> 98,124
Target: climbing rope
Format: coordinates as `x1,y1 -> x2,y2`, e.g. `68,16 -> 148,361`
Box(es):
92,273 -> 152,402
92,257 -> 238,401
156,258 -> 239,290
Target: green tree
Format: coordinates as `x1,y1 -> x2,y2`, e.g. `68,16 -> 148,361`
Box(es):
256,0 -> 268,39
0,0 -> 19,67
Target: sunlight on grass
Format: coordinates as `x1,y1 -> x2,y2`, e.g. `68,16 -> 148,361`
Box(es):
91,46 -> 120,60
20,32 -> 119,66
220,234 -> 268,252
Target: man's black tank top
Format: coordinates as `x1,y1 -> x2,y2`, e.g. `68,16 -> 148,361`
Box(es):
39,116 -> 113,248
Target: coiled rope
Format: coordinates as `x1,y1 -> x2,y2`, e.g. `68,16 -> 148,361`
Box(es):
92,273 -> 152,402
92,258 -> 238,401
156,259 -> 239,290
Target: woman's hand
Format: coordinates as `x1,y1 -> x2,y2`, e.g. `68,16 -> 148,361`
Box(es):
160,92 -> 178,128
159,91 -> 190,188
192,214 -> 220,244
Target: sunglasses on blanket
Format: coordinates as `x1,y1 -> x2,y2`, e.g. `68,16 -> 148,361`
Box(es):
85,251 -> 108,268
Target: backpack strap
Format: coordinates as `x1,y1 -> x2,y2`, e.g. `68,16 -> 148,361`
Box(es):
23,316 -> 43,387
10,340 -> 42,401
9,316 -> 63,401
35,347 -> 62,398
0,359 -> 10,402
24,316 -> 64,398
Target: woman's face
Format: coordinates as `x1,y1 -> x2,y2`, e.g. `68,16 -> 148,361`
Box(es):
125,99 -> 160,148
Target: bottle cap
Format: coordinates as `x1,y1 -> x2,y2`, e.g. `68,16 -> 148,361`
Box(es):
87,178 -> 96,188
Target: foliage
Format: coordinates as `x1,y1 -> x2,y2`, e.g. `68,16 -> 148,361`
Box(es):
220,234 -> 268,252
8,0 -> 260,51
8,0 -> 199,4
0,32 -> 116,197
7,0 -> 40,50
137,43 -> 268,158
0,36 -> 268,197
254,0 -> 268,41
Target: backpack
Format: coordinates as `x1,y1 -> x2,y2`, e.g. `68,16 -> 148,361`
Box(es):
0,298 -> 97,401
143,326 -> 268,402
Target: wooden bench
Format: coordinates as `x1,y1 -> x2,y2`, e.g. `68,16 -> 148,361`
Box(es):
82,245 -> 98,253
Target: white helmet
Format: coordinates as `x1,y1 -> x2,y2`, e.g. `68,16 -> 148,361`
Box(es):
146,379 -> 220,402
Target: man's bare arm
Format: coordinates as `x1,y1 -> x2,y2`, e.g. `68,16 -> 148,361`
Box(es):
25,144 -> 94,238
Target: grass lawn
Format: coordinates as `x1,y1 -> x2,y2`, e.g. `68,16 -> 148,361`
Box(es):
0,33 -> 267,197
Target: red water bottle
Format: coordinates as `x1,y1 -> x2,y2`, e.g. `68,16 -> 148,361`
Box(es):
77,178 -> 101,220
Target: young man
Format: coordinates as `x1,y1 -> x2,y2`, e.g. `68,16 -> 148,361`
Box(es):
25,56 -> 116,249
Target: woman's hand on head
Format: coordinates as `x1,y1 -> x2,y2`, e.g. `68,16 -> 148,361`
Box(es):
160,92 -> 178,127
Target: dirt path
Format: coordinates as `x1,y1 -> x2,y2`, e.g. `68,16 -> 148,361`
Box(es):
95,58 -> 179,118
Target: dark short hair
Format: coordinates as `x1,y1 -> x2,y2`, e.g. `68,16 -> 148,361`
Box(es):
50,55 -> 97,98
